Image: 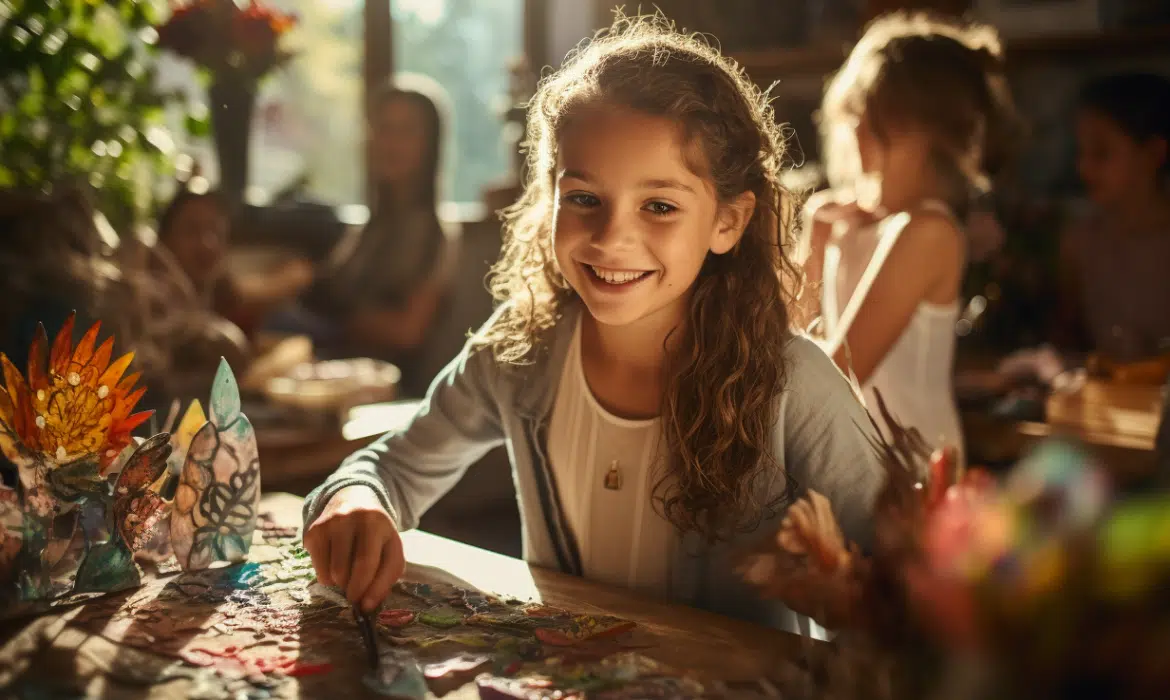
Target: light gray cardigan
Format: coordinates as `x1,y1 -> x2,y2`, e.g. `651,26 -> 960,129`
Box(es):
304,302 -> 883,634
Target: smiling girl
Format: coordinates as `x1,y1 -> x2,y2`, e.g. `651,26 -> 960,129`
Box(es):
302,15 -> 882,633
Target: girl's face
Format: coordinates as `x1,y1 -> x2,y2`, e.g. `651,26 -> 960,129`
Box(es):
552,104 -> 751,330
164,197 -> 227,288
1077,109 -> 1166,209
369,98 -> 430,187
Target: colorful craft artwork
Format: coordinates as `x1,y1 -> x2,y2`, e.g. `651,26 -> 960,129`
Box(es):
58,513 -> 788,698
170,361 -> 261,571
0,316 -> 260,610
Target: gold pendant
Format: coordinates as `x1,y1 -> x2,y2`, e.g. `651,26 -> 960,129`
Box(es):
603,460 -> 622,490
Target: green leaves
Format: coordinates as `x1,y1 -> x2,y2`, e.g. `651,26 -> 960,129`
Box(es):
0,0 -> 175,229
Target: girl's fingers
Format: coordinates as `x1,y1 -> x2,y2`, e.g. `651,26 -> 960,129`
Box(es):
778,529 -> 806,554
361,540 -> 404,611
346,526 -> 384,605
329,522 -> 356,591
790,502 -> 814,537
304,528 -> 333,587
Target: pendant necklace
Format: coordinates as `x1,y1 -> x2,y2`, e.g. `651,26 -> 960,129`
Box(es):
603,460 -> 623,490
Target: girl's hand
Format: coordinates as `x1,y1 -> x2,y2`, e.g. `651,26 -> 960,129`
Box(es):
738,490 -> 860,627
303,485 -> 405,611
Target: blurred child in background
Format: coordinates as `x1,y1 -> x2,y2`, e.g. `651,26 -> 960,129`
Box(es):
1057,72 -> 1170,366
800,13 -> 1020,466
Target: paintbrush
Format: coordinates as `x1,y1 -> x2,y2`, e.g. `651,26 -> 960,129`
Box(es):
353,604 -> 380,670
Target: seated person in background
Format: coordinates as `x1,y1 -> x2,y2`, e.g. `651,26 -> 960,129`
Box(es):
155,186 -> 314,340
301,78 -> 454,397
0,186 -> 201,419
1057,73 -> 1170,365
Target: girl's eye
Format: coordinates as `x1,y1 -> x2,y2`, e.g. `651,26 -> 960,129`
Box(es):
644,201 -> 677,216
564,192 -> 600,208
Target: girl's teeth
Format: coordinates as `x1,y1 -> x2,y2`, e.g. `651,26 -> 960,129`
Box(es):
590,266 -> 645,284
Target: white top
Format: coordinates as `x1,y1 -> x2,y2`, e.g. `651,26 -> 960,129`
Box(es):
820,200 -> 966,470
546,319 -> 676,597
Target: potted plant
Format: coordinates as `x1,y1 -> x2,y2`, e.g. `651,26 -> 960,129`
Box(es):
156,0 -> 297,208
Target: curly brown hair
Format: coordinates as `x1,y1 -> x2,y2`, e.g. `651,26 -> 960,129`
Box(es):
480,14 -> 803,542
820,12 -> 1022,217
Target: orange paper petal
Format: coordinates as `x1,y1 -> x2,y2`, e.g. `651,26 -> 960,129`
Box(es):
113,386 -> 148,423
71,320 -> 102,369
49,312 -> 77,375
116,371 -> 142,395
99,353 -> 135,390
118,410 -> 154,435
0,355 -> 35,450
0,384 -> 13,430
89,337 -> 115,382
27,324 -> 49,393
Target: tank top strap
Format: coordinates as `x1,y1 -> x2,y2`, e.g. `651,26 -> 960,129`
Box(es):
823,199 -> 964,387
823,210 -> 914,357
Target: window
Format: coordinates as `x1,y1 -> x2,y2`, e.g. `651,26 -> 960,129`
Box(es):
158,0 -> 524,215
393,0 -> 524,211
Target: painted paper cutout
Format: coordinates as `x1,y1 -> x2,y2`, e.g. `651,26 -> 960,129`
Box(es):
170,360 -> 261,571
0,316 -> 261,610
0,486 -> 23,584
0,315 -> 156,606
168,399 -> 206,477
112,434 -> 173,552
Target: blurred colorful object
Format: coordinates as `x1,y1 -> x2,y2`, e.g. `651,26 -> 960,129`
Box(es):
155,0 -> 297,80
0,317 -> 259,612
740,392 -> 1170,699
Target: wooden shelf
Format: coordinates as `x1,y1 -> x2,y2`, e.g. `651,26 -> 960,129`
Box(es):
733,26 -> 1170,85
732,43 -> 849,84
1005,26 -> 1170,59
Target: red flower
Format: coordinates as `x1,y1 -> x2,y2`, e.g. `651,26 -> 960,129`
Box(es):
156,0 -> 297,79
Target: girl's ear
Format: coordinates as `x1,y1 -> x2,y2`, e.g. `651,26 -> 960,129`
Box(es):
710,190 -> 757,255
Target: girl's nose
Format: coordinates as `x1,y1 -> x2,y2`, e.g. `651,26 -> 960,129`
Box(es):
590,209 -> 634,250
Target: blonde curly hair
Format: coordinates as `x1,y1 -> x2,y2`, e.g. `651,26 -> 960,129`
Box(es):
480,14 -> 804,542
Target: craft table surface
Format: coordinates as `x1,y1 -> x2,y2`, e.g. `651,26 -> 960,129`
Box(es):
0,493 -> 814,698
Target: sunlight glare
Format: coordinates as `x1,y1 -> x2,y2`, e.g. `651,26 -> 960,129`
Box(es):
316,0 -> 359,12
395,0 -> 446,24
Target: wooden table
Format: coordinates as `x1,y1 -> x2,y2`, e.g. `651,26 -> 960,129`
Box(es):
961,377 -> 1160,484
0,493 -> 812,698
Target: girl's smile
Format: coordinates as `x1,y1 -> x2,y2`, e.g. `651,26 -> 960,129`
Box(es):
581,263 -> 656,287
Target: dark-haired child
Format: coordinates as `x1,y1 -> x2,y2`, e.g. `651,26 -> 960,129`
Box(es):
1058,72 -> 1170,363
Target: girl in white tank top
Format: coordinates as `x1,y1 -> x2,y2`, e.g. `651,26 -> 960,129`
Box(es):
818,200 -> 967,468
798,13 -> 1023,469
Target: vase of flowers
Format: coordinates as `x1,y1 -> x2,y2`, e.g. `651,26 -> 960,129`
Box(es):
156,0 -> 296,208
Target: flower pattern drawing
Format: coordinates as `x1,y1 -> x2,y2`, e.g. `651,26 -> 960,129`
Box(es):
170,360 -> 260,571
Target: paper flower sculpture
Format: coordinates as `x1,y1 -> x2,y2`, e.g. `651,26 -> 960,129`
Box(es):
0,316 -> 260,612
